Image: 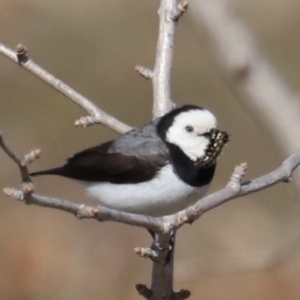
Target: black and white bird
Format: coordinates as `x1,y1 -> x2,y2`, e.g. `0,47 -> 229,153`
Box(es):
30,105 -> 229,217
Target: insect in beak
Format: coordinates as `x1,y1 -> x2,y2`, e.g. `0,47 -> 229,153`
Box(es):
195,128 -> 230,167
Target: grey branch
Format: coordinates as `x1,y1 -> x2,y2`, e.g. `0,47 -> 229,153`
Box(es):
135,65 -> 154,80
0,43 -> 131,134
147,1 -> 189,299
152,0 -> 186,118
0,132 -> 36,194
134,247 -> 159,261
136,284 -> 153,299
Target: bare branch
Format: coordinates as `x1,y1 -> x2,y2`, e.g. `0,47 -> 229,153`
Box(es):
21,149 -> 41,166
136,284 -> 153,300
150,233 -> 175,300
134,247 -> 159,261
0,43 -> 131,134
226,162 -> 247,190
74,116 -> 105,128
170,1 -> 188,22
152,0 -> 183,118
166,152 -> 300,229
135,65 -> 154,80
147,1 -> 192,297
146,1 -> 192,298
173,289 -> 191,300
3,188 -> 166,232
0,131 -> 35,194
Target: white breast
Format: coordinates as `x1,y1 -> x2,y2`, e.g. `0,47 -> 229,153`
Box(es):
83,164 -> 209,217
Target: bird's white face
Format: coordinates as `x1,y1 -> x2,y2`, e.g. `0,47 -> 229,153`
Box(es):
166,109 -> 217,161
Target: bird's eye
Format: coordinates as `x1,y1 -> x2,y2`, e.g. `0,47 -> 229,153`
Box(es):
185,126 -> 194,133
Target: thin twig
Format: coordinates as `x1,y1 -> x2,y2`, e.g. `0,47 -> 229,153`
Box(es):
0,43 -> 131,134
135,65 -> 154,80
136,284 -> 153,300
0,132 -> 34,194
173,289 -> 191,300
134,247 -> 159,261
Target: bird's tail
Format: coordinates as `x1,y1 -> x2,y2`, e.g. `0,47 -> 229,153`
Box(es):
29,167 -> 64,177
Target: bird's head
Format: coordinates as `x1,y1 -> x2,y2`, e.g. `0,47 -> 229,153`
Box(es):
157,105 -> 229,166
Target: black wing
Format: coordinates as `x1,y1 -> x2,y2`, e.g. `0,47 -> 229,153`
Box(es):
30,121 -> 169,184
61,140 -> 167,183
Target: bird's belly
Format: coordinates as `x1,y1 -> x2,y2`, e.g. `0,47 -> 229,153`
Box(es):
83,165 -> 209,217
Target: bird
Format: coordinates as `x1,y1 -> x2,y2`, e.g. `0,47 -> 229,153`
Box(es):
30,105 -> 229,217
